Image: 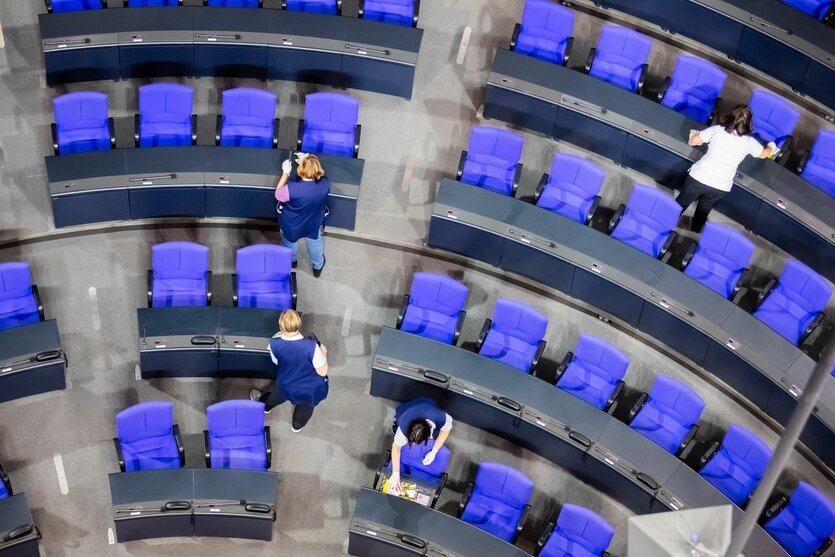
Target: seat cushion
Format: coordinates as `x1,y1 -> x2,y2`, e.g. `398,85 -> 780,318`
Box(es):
700,451 -> 759,507
782,0 -> 833,19
479,329 -> 537,372
238,278 -> 293,310
540,534 -> 601,557
630,403 -> 690,454
754,286 -> 817,345
515,30 -> 568,65
221,121 -> 274,148
611,212 -> 669,257
589,57 -> 642,92
801,159 -> 835,197
661,87 -> 713,124
536,181 -> 595,223
556,361 -> 617,410
121,433 -> 181,472
684,251 -> 743,298
363,0 -> 414,26
153,277 -> 207,307
210,433 -> 267,470
401,305 -> 459,344
286,0 -> 338,13
140,122 -> 191,147
461,491 -> 524,542
302,127 -> 355,157
59,126 -> 111,154
461,153 -> 516,196
765,507 -> 828,557
0,294 -> 41,331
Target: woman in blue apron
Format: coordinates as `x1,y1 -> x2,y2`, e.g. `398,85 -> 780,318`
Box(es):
250,310 -> 329,432
275,153 -> 331,277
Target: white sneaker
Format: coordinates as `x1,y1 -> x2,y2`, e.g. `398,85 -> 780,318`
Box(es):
291,425 -> 302,433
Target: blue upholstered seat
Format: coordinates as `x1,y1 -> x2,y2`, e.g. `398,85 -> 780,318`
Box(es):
629,375 -> 704,455
285,0 -> 339,14
206,0 -> 260,6
478,299 -> 548,373
206,400 -> 270,470
513,0 -> 575,66
219,88 -> 277,149
459,127 -> 524,197
150,242 -> 209,308
235,245 -> 295,310
53,92 -> 112,155
115,402 -> 183,472
48,0 -> 103,12
300,93 -> 360,158
609,184 -> 681,258
398,272 -> 468,344
126,0 -> 180,6
682,223 -> 755,299
660,55 -> 727,124
780,0 -> 834,20
0,263 -> 42,332
764,482 -> 835,557
0,462 -> 10,500
460,463 -> 534,543
538,504 -> 615,557
555,334 -> 628,411
800,130 -> 835,198
138,84 -> 194,148
361,0 -> 415,26
749,90 -> 800,151
535,153 -> 604,224
587,25 -> 651,93
699,424 -> 771,507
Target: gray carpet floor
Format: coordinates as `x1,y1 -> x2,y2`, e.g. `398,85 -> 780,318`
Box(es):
0,0 -> 833,555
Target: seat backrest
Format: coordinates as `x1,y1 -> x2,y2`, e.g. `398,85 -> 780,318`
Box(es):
50,0 -> 104,11
304,92 -> 359,132
491,298 -> 548,345
647,375 -> 705,427
521,0 -> 575,39
399,442 -> 451,477
0,263 -> 33,301
236,244 -> 292,282
473,462 -> 534,510
139,83 -> 193,124
596,25 -> 652,65
697,223 -> 755,269
222,88 -> 277,123
717,424 -> 771,478
777,260 -> 832,312
749,90 -> 800,143
116,401 -> 174,443
785,482 -> 835,543
574,334 -> 629,382
670,55 -> 727,100
207,400 -> 265,438
467,127 -> 525,165
549,153 -> 605,197
810,129 -> 835,164
152,242 -> 209,280
554,504 -> 615,556
625,184 -> 682,233
53,92 -> 109,133
207,0 -> 260,6
409,272 -> 469,316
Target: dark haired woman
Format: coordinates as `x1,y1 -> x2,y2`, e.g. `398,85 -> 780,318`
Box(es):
677,105 -> 776,232
388,398 -> 453,495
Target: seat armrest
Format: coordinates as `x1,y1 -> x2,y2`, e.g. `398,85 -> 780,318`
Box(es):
215,115 -> 222,145
800,312 -> 825,346
113,438 -> 126,472
699,441 -> 719,469
373,450 -> 392,488
529,340 -> 546,375
761,495 -> 788,524
0,462 -> 10,497
605,380 -> 625,412
296,119 -> 305,150
264,426 -> 272,469
412,0 -> 420,27
456,151 -> 467,180
281,0 -> 286,7
31,285 -> 45,321
433,472 -> 448,508
453,310 -> 466,345
358,0 -> 365,17
173,425 -> 185,467
458,482 -> 473,517
797,150 -> 810,175
147,270 -> 154,308
636,64 -> 649,95
45,0 -> 53,13
553,351 -> 574,384
628,392 -> 649,423
535,522 -> 555,556
659,232 -> 676,261
231,274 -> 239,307
290,272 -> 298,310
824,4 -> 835,25
731,268 -> 749,300
514,504 -> 531,544
203,430 -> 211,468
776,136 -> 793,165
813,538 -> 832,557
680,242 -> 697,271
191,114 -> 197,145
657,76 -> 671,102
206,271 -> 213,306
272,118 -> 280,149
51,123 -> 59,155
754,278 -> 777,311
708,97 -> 721,125
353,124 -> 361,158
396,294 -> 410,329
134,114 -> 141,147
585,48 -> 596,73
533,173 -> 549,204
510,23 -> 521,50
677,424 -> 699,457
563,36 -> 574,66
586,195 -> 601,225
108,117 -> 116,148
476,319 -> 491,351
607,204 -> 625,234
511,163 -> 523,197
336,0 -> 342,15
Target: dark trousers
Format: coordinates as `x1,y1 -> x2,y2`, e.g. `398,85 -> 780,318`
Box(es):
259,388 -> 315,430
676,175 -> 727,233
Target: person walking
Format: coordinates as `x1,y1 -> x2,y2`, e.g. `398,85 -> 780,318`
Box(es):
677,105 -> 776,232
276,153 -> 330,277
250,310 -> 329,432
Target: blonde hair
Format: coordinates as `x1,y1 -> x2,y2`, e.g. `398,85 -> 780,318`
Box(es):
279,310 -> 302,335
297,154 -> 325,181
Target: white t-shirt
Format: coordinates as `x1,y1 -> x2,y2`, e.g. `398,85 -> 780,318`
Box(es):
688,126 -> 764,192
393,414 -> 453,447
267,332 -> 327,368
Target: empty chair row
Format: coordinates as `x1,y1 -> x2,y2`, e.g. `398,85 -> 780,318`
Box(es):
149,242 -> 298,310
114,400 -> 272,471
52,88 -> 362,158
44,0 -> 421,27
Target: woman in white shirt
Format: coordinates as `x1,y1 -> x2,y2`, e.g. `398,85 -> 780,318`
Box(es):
677,105 -> 775,232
